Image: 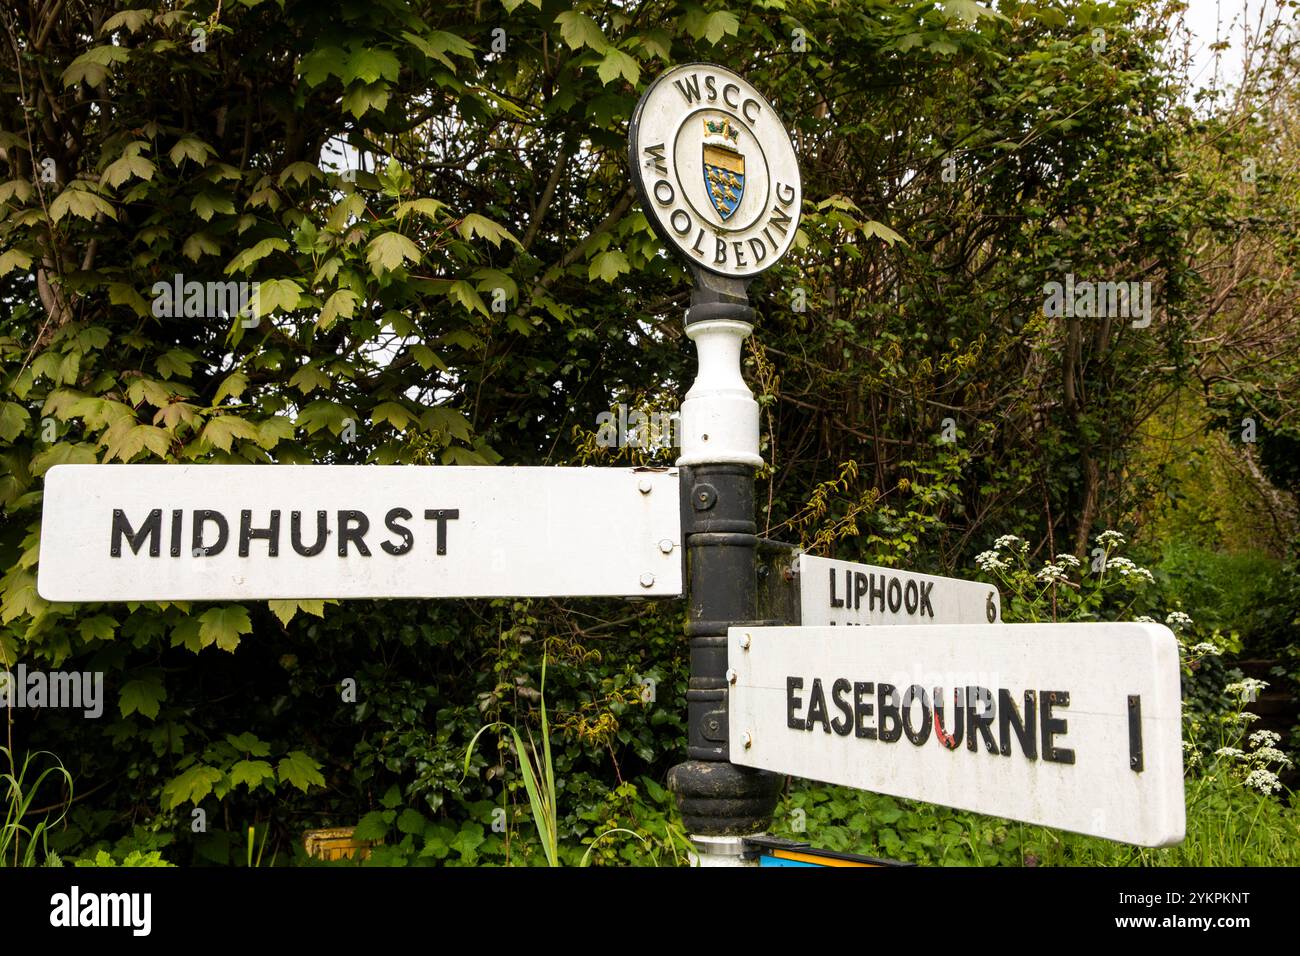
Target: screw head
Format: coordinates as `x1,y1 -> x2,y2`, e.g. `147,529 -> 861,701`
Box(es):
739,633 -> 751,650
658,539 -> 674,554
638,479 -> 653,494
726,668 -> 737,685
639,572 -> 655,588
742,733 -> 753,749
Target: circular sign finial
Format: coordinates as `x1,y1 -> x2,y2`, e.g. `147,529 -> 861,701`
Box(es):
629,63 -> 802,280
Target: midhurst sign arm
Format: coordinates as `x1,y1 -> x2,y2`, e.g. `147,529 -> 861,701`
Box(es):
38,464 -> 683,601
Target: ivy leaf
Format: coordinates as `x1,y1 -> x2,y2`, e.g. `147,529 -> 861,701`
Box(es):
555,11 -> 608,52
683,8 -> 740,45
198,605 -> 253,652
229,760 -> 276,789
226,732 -> 272,756
161,765 -> 223,809
318,288 -> 358,330
371,401 -> 414,431
168,135 -> 216,167
213,371 -> 249,405
342,81 -> 391,118
343,48 -> 400,84
201,415 -> 261,452
50,186 -> 116,223
597,48 -> 640,86
100,153 -> 156,189
268,598 -> 325,626
101,9 -> 153,34
0,248 -> 33,277
354,810 -> 390,841
863,220 -> 907,246
103,423 -> 172,462
155,349 -> 195,380
365,232 -> 422,274
61,45 -> 130,88
589,249 -> 630,283
255,278 -> 303,315
396,808 -> 428,835
0,403 -> 28,442
447,280 -> 488,317
289,364 -> 332,396
181,231 -> 220,262
119,675 -> 166,719
456,213 -> 519,248
277,751 -> 325,793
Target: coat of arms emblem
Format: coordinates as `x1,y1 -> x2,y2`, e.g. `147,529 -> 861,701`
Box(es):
702,117 -> 745,221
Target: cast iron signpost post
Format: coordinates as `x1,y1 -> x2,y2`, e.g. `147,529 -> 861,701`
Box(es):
628,62 -> 803,864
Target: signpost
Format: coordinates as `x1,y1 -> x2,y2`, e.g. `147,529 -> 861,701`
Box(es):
629,63 -> 804,855
32,60 -> 1190,868
797,554 -> 1000,626
37,464 -> 682,601
727,622 -> 1186,846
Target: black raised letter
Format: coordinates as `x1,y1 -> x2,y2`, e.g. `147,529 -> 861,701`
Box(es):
291,510 -> 328,556
190,510 -> 229,557
998,689 -> 1037,759
423,509 -> 460,555
112,509 -> 162,557
853,682 -> 876,739
381,508 -> 414,556
337,510 -> 371,557
786,676 -> 805,730
1040,690 -> 1075,764
831,678 -> 853,736
877,683 -> 902,743
239,509 -> 281,557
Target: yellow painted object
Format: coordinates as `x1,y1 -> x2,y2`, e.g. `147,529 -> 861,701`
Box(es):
768,847 -> 880,867
303,827 -> 374,862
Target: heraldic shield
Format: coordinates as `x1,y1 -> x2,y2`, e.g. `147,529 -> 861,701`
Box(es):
702,117 -> 745,221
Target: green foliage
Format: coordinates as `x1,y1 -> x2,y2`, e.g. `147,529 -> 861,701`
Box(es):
772,775 -> 1300,867
1,746 -> 73,867
0,0 -> 1296,866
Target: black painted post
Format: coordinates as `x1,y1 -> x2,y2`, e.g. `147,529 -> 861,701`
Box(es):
625,62 -> 803,864
667,270 -> 782,863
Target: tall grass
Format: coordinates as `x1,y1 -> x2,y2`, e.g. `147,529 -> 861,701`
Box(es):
1,746 -> 73,867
